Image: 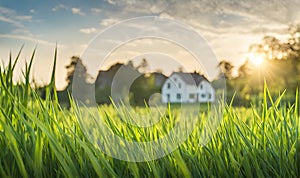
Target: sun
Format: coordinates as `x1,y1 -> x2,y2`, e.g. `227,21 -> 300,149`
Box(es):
248,53 -> 264,65
251,55 -> 263,65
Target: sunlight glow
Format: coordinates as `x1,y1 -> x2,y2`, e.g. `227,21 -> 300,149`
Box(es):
248,53 -> 264,65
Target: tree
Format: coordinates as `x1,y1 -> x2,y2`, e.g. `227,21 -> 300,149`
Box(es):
137,58 -> 149,73
177,66 -> 184,72
238,59 -> 251,78
218,60 -> 234,79
61,56 -> 93,106
287,24 -> 300,57
65,56 -> 91,87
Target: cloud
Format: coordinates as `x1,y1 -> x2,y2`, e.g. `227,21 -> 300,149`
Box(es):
0,16 -> 23,27
91,8 -> 101,14
0,6 -> 33,27
11,29 -> 33,36
71,8 -> 85,16
0,34 -> 58,47
159,12 -> 174,19
100,18 -> 119,26
15,15 -> 32,21
92,0 -> 300,70
52,5 -> 85,16
0,6 -> 14,15
79,27 -> 97,34
105,0 -> 300,31
30,9 -> 35,13
52,4 -> 68,11
107,0 -> 116,5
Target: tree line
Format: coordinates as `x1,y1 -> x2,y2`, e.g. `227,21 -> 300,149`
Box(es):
56,58 -> 167,107
47,24 -> 300,107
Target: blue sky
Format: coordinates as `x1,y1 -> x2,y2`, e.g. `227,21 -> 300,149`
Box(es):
0,0 -> 299,89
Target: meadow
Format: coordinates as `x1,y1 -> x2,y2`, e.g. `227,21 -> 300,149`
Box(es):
0,50 -> 299,177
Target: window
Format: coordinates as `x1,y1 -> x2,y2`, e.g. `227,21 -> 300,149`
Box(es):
208,93 -> 212,99
178,83 -> 181,88
174,77 -> 177,82
200,84 -> 203,89
189,94 -> 195,99
177,93 -> 181,100
201,94 -> 206,98
167,94 -> 170,101
167,83 -> 171,89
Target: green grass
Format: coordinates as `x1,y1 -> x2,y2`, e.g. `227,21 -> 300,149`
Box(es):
0,48 -> 299,177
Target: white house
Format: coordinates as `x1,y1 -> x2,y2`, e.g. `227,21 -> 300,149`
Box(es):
161,72 -> 215,103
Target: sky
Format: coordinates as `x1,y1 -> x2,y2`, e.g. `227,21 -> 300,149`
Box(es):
0,0 -> 300,89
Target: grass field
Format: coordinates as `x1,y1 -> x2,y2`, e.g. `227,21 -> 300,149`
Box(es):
0,50 -> 299,177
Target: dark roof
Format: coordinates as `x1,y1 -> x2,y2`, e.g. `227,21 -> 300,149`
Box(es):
172,72 -> 208,85
151,72 -> 167,79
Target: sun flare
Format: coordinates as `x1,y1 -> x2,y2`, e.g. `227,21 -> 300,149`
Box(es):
248,53 -> 264,65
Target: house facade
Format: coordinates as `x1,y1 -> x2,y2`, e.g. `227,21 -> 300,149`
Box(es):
161,72 -> 215,103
